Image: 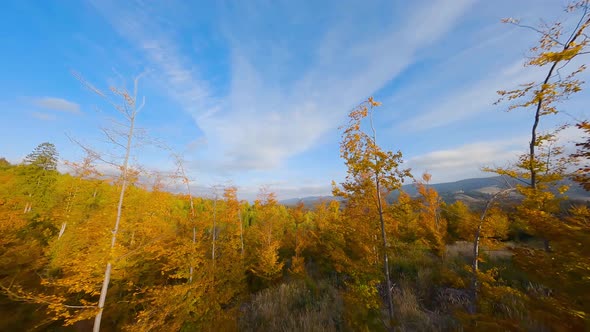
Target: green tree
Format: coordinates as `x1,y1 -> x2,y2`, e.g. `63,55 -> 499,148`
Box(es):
23,142 -> 58,171
20,142 -> 59,214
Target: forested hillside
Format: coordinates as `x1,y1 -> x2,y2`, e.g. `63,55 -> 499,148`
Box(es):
2,135 -> 589,331
2,1 -> 590,331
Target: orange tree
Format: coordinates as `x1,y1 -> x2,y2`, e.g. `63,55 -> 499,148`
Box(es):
333,97 -> 410,324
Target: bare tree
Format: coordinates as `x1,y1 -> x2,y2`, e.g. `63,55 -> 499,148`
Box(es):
73,71 -> 147,332
172,153 -> 197,283
58,152 -> 101,240
469,182 -> 515,314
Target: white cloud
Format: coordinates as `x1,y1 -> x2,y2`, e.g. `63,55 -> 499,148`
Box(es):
408,125 -> 586,183
407,136 -> 527,183
32,97 -> 81,114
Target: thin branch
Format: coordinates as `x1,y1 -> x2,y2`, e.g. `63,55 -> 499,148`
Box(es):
508,22 -> 565,46
111,67 -> 127,88
133,71 -> 150,114
137,96 -> 146,113
72,71 -> 122,113
0,284 -> 96,310
565,3 -> 589,46
101,128 -> 126,150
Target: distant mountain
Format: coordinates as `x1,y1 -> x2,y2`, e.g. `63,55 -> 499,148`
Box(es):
279,195 -> 345,207
279,176 -> 590,207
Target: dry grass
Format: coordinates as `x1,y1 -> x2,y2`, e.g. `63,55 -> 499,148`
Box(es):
446,241 -> 513,260
391,281 -> 461,332
239,280 -> 344,332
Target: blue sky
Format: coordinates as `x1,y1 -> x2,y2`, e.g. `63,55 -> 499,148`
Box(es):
1,0 -> 588,200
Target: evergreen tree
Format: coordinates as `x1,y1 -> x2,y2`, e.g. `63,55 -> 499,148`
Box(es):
23,142 -> 58,171
20,142 -> 59,214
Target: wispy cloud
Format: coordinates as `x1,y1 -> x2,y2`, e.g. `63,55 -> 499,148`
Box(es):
398,60 -> 544,131
199,0 -> 476,171
31,111 -> 57,121
88,0 -> 215,119
90,0 -> 475,174
32,97 -> 81,114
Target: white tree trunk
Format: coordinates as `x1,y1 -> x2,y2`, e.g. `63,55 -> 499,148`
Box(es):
175,156 -> 196,283
92,72 -> 145,332
470,187 -> 514,314
239,209 -> 244,257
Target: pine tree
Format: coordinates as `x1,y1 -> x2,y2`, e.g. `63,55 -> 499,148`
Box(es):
20,142 -> 59,214
23,142 -> 58,171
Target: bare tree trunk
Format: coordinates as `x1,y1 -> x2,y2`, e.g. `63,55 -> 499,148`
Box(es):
175,155 -> 196,283
212,195 -> 217,269
239,209 -> 244,257
369,110 -> 395,323
470,188 -> 514,314
58,222 -> 67,240
93,123 -> 132,332
24,177 -> 40,214
527,13 -> 589,190
469,219 -> 483,315
23,200 -> 31,214
91,73 -> 145,332
376,177 -> 394,322
58,177 -> 82,240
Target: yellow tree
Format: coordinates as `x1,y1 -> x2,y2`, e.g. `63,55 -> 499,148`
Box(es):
496,0 -> 590,190
390,190 -> 420,245
307,200 -> 348,275
55,153 -> 101,240
211,186 -> 247,322
247,190 -> 285,285
333,97 -> 410,322
171,153 -> 198,283
467,189 -> 512,315
491,1 -> 590,254
490,4 -> 590,316
288,202 -> 309,277
414,173 -> 447,256
123,179 -> 217,332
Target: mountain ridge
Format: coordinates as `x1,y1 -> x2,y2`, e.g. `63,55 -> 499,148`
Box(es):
279,175 -> 590,207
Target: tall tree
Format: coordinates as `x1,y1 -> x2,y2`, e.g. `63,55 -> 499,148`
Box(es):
56,153 -> 100,240
74,71 -> 147,332
21,142 -> 59,213
247,189 -> 285,286
333,97 -> 410,323
23,142 -> 58,171
172,153 -> 197,282
414,173 -> 447,257
496,0 -> 590,190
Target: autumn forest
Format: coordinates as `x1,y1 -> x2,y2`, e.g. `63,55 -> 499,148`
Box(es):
2,2 -> 590,332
